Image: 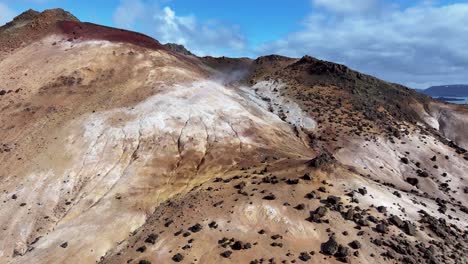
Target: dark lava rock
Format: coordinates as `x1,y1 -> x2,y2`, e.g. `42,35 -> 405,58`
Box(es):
172,253 -> 184,262
136,245 -> 147,253
400,157 -> 409,164
286,178 -> 299,185
315,206 -> 328,217
377,206 -> 387,213
234,181 -> 246,189
271,234 -> 282,240
145,233 -> 158,244
358,188 -> 367,195
403,221 -> 416,236
376,223 -> 389,233
231,241 -> 243,250
327,195 -> 341,205
221,251 -> 232,258
389,215 -> 404,228
417,170 -> 429,178
321,237 -> 339,255
271,242 -> 283,247
301,173 -> 312,181
308,152 -> 335,168
294,203 -> 305,210
438,204 -> 447,214
349,240 -> 361,249
357,219 -> 370,227
263,194 -> 276,200
60,242 -> 68,248
164,220 -> 174,227
209,221 -> 218,229
188,223 -> 203,233
299,252 -> 311,261
139,260 -> 152,264
406,177 -> 419,186
373,238 -> 382,246
305,191 -> 317,199
344,208 -> 354,220
335,245 -> 350,258
367,215 -> 378,223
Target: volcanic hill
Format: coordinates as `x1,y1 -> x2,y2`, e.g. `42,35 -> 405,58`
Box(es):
0,9 -> 467,264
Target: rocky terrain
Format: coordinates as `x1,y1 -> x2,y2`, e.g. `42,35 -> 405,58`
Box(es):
0,9 -> 467,264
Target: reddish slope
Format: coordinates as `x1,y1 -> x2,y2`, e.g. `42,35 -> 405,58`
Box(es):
57,21 -> 165,51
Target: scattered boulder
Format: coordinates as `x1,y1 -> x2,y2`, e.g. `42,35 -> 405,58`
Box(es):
344,208 -> 354,220
221,251 -> 232,258
294,204 -> 305,210
231,241 -> 243,250
172,253 -> 184,262
349,240 -> 361,249
389,215 -> 404,228
315,206 -> 328,217
377,206 -> 387,213
263,194 -> 276,200
136,245 -> 146,253
208,221 -> 218,229
335,245 -> 349,258
403,221 -> 416,236
308,152 -> 335,168
417,170 -> 429,178
286,178 -> 299,185
299,252 -> 311,261
301,173 -> 312,181
305,191 -> 317,199
188,223 -> 203,233
321,237 -> 339,255
327,195 -> 341,205
376,223 -> 388,234
145,234 -> 158,244
406,177 -> 419,186
358,188 -> 367,195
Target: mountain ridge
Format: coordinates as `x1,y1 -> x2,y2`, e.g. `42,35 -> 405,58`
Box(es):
420,84 -> 468,97
0,8 -> 467,264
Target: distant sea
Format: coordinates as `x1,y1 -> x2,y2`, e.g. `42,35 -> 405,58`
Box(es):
434,96 -> 468,105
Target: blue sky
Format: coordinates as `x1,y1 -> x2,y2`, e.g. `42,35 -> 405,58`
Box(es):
1,0 -> 468,88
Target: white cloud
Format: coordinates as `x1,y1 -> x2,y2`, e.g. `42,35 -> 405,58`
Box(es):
0,2 -> 16,26
112,0 -> 146,29
312,0 -> 380,14
258,3 -> 468,88
113,0 -> 246,57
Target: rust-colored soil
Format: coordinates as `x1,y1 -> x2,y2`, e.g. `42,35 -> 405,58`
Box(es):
57,21 -> 165,51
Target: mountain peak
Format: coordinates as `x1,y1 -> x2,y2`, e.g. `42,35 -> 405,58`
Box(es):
0,8 -> 79,53
5,8 -> 79,28
163,43 -> 195,56
12,9 -> 40,23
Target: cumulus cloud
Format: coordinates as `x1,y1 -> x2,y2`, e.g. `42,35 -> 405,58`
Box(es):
258,2 -> 468,88
0,2 -> 16,26
113,0 -> 246,57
